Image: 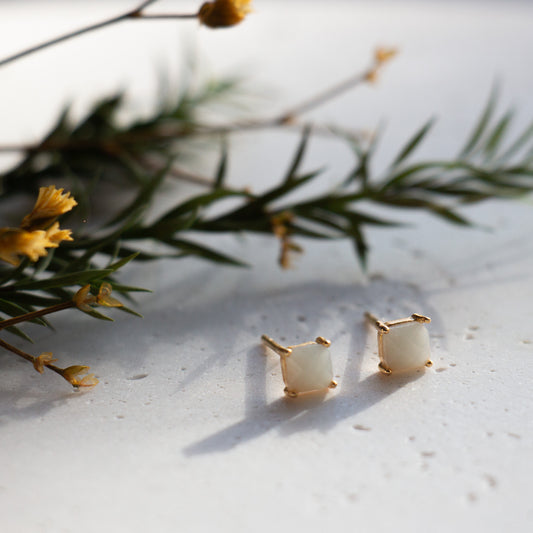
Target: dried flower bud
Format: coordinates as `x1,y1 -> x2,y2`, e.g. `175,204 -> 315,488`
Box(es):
96,282 -> 123,308
74,283 -> 123,313
73,284 -> 97,312
365,68 -> 379,84
33,352 -> 57,374
365,47 -> 398,84
62,365 -> 99,388
271,212 -> 294,239
375,47 -> 398,65
198,0 -> 252,29
270,212 -> 303,269
279,239 -> 303,269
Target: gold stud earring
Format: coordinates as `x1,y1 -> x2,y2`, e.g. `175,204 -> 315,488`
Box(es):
365,312 -> 433,374
261,334 -> 337,398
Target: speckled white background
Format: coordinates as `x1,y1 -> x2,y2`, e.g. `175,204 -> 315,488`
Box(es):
0,2 -> 532,532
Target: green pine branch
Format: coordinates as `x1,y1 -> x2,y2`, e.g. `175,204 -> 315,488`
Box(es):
1,70 -> 532,387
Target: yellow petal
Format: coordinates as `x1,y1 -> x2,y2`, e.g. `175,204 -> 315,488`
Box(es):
0,227 -> 53,265
62,365 -> 90,380
97,282 -> 123,308
20,185 -> 77,231
33,352 -> 57,374
76,374 -> 99,388
73,284 -> 96,312
375,47 -> 398,64
45,222 -> 73,245
61,365 -> 100,388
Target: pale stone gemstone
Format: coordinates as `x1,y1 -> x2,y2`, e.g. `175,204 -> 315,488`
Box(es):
285,343 -> 333,393
381,322 -> 431,372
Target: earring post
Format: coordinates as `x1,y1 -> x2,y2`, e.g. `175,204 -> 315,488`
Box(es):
364,312 -> 390,333
261,334 -> 291,356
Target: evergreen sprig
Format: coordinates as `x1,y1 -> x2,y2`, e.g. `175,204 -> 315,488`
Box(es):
1,33 -> 532,388
2,82 -> 533,283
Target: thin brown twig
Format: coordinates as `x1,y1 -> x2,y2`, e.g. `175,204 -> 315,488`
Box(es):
0,337 -> 33,363
0,0 -> 199,69
0,123 -> 364,157
0,337 -> 64,378
214,56 -> 382,131
0,49 -> 385,194
0,56 -> 380,156
0,300 -> 75,331
273,72 -> 369,125
0,144 -> 34,153
138,155 -> 216,187
133,14 -> 199,20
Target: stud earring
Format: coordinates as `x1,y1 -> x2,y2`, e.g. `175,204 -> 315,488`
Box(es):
365,312 -> 433,374
261,334 -> 337,398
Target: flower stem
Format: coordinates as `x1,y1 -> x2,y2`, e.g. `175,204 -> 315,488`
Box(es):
0,338 -> 65,378
0,300 -> 75,331
132,14 -> 199,20
0,1 -> 198,69
273,71 -> 368,125
0,57 -> 377,156
0,337 -> 33,363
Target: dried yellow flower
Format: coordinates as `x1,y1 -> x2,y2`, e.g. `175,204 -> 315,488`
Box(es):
270,212 -> 303,269
271,211 -> 293,239
0,186 -> 76,265
62,365 -> 99,388
365,69 -> 378,84
198,0 -> 252,28
20,185 -> 77,231
73,283 -> 123,312
375,47 -> 398,65
33,352 -> 57,374
279,239 -> 303,270
73,284 -> 97,312
75,373 -> 99,388
366,47 -> 398,84
0,228 -> 52,265
45,221 -> 73,245
97,282 -> 123,308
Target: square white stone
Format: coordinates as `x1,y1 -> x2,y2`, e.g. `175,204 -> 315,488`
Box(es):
381,321 -> 431,372
284,342 -> 333,393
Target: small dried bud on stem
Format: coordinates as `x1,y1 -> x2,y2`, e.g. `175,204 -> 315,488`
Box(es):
198,0 -> 253,28
271,212 -> 303,269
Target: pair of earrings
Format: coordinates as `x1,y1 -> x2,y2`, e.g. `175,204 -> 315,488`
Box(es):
262,312 -> 433,398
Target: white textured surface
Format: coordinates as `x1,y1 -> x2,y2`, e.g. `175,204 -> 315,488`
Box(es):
381,321 -> 432,372
1,2 -> 533,533
284,342 -> 333,393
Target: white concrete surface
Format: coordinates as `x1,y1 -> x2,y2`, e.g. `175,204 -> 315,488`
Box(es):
0,2 -> 532,532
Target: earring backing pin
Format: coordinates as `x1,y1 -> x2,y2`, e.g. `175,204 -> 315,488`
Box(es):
364,312 -> 390,333
261,334 -> 291,356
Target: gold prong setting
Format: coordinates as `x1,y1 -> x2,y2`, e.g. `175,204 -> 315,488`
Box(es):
262,334 -> 336,397
315,336 -> 331,347
378,362 -> 392,375
284,387 -> 299,399
366,312 -> 433,375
